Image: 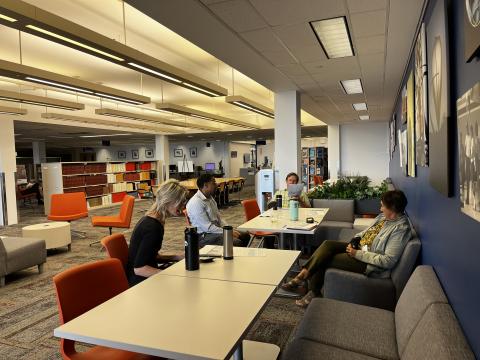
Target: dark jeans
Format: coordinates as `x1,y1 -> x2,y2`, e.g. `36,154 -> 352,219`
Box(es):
20,183 -> 42,201
199,231 -> 250,247
304,240 -> 367,295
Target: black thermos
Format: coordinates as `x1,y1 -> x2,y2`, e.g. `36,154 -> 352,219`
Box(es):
276,194 -> 283,209
185,226 -> 199,271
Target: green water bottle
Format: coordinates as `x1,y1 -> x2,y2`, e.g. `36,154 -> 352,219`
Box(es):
289,199 -> 299,221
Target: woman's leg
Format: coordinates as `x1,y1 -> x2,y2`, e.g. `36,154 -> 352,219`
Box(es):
308,253 -> 367,295
301,240 -> 348,279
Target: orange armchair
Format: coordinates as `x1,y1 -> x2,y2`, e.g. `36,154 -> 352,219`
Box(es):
241,199 -> 278,248
90,195 -> 135,246
53,258 -> 159,359
48,192 -> 88,238
101,233 -> 129,268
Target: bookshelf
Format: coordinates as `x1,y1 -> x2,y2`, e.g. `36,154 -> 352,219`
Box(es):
302,147 -> 328,191
42,161 -> 158,215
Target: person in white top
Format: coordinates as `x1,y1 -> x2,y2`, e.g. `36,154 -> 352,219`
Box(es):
186,174 -> 250,247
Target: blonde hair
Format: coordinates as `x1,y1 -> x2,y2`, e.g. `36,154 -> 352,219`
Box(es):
146,179 -> 189,222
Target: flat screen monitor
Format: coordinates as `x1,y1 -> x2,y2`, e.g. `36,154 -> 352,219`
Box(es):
205,163 -> 216,171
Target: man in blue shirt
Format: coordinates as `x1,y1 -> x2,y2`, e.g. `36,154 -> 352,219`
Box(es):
186,174 -> 250,247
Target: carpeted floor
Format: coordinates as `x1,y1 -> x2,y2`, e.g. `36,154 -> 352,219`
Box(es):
0,187 -> 305,359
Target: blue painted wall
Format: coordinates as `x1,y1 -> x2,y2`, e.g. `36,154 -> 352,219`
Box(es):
389,0 -> 480,356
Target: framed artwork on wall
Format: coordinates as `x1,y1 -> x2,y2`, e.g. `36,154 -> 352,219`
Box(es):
415,23 -> 429,167
399,128 -> 408,176
231,151 -> 237,158
189,147 -> 197,158
407,71 -> 416,177
401,85 -> 408,124
464,0 -> 480,62
174,148 -> 183,158
131,149 -> 139,159
457,82 -> 480,222
145,149 -> 154,158
390,114 -> 396,159
118,150 -> 126,159
427,0 -> 451,196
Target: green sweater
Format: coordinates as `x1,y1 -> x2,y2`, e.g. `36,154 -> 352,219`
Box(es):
354,214 -> 412,277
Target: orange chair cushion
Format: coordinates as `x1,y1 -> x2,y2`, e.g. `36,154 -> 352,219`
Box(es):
73,345 -> 159,359
92,215 -> 129,228
48,212 -> 88,221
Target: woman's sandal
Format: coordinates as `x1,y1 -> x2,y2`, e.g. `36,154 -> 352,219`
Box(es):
281,277 -> 304,291
295,291 -> 314,308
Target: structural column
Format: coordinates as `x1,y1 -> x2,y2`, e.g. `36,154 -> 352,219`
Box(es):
155,134 -> 169,182
327,125 -> 341,181
0,118 -> 18,225
32,141 -> 46,180
274,91 -> 301,188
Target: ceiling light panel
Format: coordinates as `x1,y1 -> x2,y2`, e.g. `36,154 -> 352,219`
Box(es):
310,16 -> 354,59
225,96 -> 274,118
0,89 -> 84,110
359,115 -> 370,120
95,108 -> 217,132
156,103 -> 261,130
0,59 -> 150,105
0,1 -> 228,97
353,103 -> 368,111
41,113 -> 176,133
0,105 -> 27,115
340,79 -> 363,94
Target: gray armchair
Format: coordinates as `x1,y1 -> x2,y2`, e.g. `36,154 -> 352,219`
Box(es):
323,235 -> 421,311
0,236 -> 46,287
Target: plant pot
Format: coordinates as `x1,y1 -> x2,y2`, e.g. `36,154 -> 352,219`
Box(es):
355,198 -> 381,216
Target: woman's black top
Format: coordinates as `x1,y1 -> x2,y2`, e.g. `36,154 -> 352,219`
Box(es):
126,216 -> 164,286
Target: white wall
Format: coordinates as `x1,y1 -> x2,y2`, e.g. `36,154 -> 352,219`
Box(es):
230,142 -> 254,177
169,141 -> 230,175
328,125 -> 340,181
96,145 -> 156,162
340,122 -> 389,185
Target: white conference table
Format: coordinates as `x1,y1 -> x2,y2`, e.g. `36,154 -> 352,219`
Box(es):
238,208 -> 329,249
54,274 -> 278,360
159,245 -> 301,286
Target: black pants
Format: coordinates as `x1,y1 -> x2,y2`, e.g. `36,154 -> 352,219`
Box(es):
304,240 -> 367,295
20,183 -> 42,201
199,231 -> 250,247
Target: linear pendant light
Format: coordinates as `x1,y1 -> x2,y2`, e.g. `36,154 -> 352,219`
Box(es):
310,16 -> 354,59
41,113 -> 176,133
95,108 -> 218,132
0,89 -> 84,110
225,95 -> 274,118
156,103 -> 261,129
0,0 -> 228,97
0,105 -> 27,115
0,59 -> 150,105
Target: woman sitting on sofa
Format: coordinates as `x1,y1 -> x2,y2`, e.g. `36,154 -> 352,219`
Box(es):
282,190 -> 412,307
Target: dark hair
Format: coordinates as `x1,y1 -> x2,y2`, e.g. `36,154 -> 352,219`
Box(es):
285,172 -> 299,183
197,173 -> 215,189
381,190 -> 408,214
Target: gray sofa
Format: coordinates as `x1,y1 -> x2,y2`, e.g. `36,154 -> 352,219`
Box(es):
0,236 -> 46,287
282,266 -> 474,360
323,233 -> 421,311
312,199 -> 355,244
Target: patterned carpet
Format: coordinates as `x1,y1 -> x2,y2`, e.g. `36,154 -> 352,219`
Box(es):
0,187 -> 305,359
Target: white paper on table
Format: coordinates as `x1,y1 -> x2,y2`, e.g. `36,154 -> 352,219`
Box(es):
200,245 -> 266,257
285,223 -> 317,231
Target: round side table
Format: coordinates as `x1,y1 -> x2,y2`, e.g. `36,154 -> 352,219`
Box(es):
22,222 -> 72,251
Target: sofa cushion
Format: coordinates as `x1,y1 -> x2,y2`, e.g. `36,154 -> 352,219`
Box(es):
390,236 -> 421,300
282,338 -> 382,360
296,298 -> 399,360
319,220 -> 354,229
313,199 -> 355,223
1,237 -> 46,274
395,266 -> 448,356
401,303 -> 474,360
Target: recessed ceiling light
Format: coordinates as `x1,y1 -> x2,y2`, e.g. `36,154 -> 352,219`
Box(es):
0,13 -> 17,22
340,79 -> 363,94
353,103 -> 368,111
127,62 -> 181,83
310,16 -> 354,59
225,96 -> 274,118
359,115 -> 370,120
187,135 -> 193,138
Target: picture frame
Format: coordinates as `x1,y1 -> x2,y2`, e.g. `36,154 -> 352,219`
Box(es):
145,149 -> 154,158
174,148 -> 183,158
131,149 -> 139,159
231,151 -> 237,158
189,147 -> 197,158
118,150 -> 126,159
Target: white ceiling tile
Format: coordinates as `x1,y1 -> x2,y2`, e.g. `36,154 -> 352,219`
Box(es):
350,10 -> 386,38
276,63 -> 308,76
289,45 -> 328,63
346,0 -> 387,14
209,0 -> 267,33
272,23 -> 318,49
249,0 -> 345,26
262,50 -> 297,66
355,35 -> 385,55
240,28 -> 285,52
